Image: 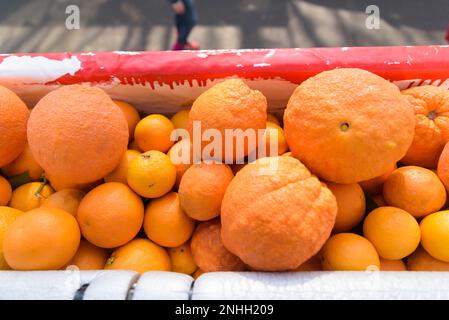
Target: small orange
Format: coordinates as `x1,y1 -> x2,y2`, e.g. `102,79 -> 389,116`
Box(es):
267,113 -> 280,126
363,206 -> 420,260
9,181 -> 54,212
171,109 -> 190,130
257,122 -> 288,158
113,100 -> 140,141
179,163 -> 234,221
400,85 -> 449,168
379,258 -> 406,271
407,246 -> 449,271
437,141 -> 449,192
104,149 -> 140,184
134,114 -> 175,153
191,219 -> 246,272
0,176 -> 12,206
3,207 -> 80,270
168,242 -> 198,275
127,150 -> 176,198
359,163 -> 397,195
420,210 -> 449,262
383,166 -> 446,218
0,206 -> 23,269
67,239 -> 108,270
105,238 -> 171,273
143,192 -> 195,247
1,144 -> 43,181
326,182 -> 365,232
167,139 -> 192,189
77,182 -> 144,248
46,171 -> 102,192
40,188 -> 85,216
294,254 -> 322,271
321,233 -> 380,271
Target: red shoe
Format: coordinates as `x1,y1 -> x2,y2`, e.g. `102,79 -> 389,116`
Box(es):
184,41 -> 200,50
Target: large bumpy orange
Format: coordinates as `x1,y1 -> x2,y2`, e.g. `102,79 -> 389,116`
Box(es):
221,156 -> 337,271
284,68 -> 414,183
437,141 -> 449,191
27,85 -> 128,184
3,207 -> 80,270
188,79 -> 267,162
0,85 -> 29,167
400,85 -> 449,168
77,182 -> 144,248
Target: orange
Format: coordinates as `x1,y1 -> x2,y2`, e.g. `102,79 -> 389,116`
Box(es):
363,206 -> 420,260
221,156 -> 337,271
167,139 -> 192,189
128,140 -> 142,152
420,210 -> 449,262
9,181 -> 54,212
407,246 -> 449,271
113,100 -> 140,141
266,113 -> 280,126
383,166 -> 446,218
1,144 -> 43,181
67,239 -> 108,270
40,189 -> 85,216
191,219 -> 246,272
179,163 -> 234,221
326,182 -> 365,232
127,150 -> 176,198
104,149 -> 140,184
437,141 -> 449,192
27,85 -> 128,184
134,114 -> 175,153
0,85 -> 29,167
0,176 -> 12,206
188,79 -> 267,161
168,242 -> 198,275
294,254 -> 322,272
379,258 -> 406,271
192,268 -> 205,279
3,207 -> 80,270
105,238 -> 171,273
0,206 -> 23,269
143,191 -> 195,247
359,163 -> 397,195
77,182 -> 144,248
372,194 -> 387,207
171,109 -> 190,130
284,68 -> 414,184
257,122 -> 288,158
47,172 -> 101,192
321,233 -> 380,271
401,85 -> 449,168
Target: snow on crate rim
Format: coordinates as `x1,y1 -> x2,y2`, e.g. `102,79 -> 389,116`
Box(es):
0,46 -> 449,88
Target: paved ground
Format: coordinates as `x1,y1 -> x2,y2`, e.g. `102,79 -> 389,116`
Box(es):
0,0 -> 448,53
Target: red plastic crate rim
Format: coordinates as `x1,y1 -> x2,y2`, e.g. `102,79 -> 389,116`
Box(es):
0,46 -> 448,113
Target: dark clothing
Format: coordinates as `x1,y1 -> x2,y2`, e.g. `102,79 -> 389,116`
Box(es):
169,0 -> 197,44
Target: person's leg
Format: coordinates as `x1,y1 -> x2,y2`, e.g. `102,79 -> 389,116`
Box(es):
177,0 -> 197,45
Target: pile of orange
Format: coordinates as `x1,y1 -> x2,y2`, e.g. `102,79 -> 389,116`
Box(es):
0,71 -> 449,276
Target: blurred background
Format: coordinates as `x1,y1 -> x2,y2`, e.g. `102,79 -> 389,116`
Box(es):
0,0 -> 448,53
